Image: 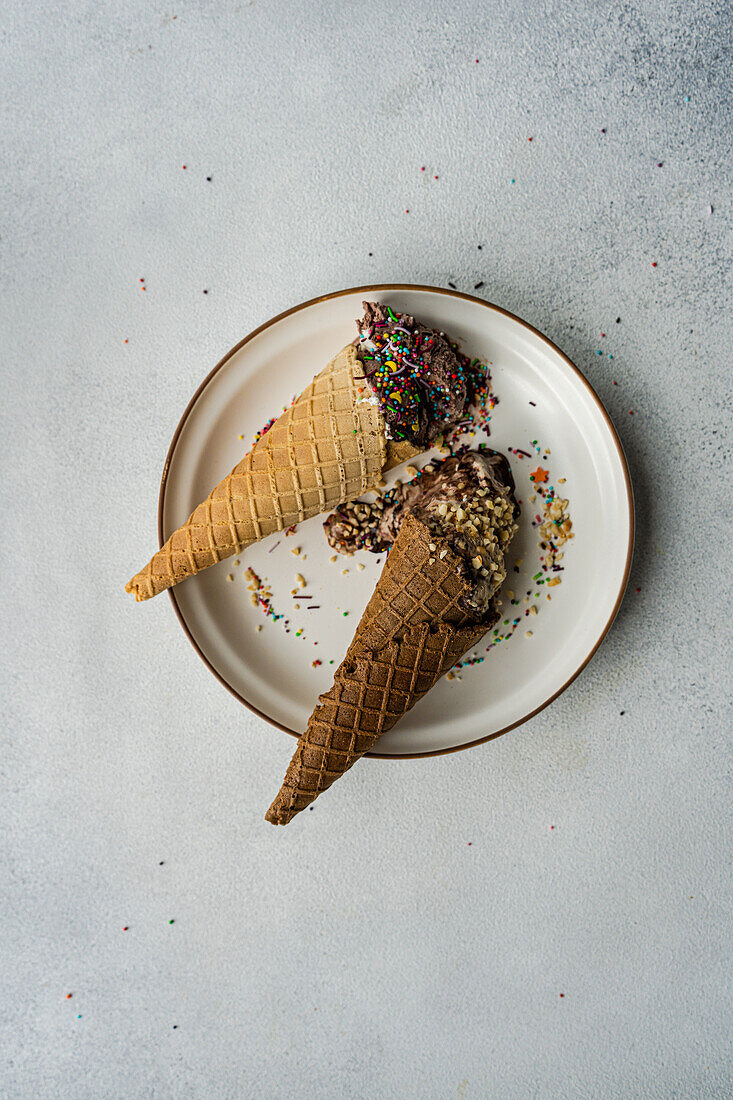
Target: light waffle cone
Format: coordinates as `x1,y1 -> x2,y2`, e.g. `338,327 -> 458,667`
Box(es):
266,513 -> 494,825
126,345 -> 417,602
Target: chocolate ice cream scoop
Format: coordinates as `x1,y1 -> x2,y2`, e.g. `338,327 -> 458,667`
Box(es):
355,302 -> 479,449
324,448 -> 518,616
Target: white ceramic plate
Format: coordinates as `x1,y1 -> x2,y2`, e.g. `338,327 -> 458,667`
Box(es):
160,285 -> 633,757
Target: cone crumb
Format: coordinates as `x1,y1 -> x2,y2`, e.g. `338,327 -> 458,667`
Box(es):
295,573 -> 306,587
356,562 -> 365,571
291,547 -> 301,556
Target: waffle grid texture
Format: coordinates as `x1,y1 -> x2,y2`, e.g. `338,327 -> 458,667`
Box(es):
266,513 -> 494,824
126,345 -> 388,601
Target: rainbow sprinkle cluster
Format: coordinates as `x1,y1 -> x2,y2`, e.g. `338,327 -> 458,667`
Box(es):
248,396 -> 297,448
445,370 -> 497,445
244,567 -> 286,623
357,306 -> 478,442
252,416 -> 276,446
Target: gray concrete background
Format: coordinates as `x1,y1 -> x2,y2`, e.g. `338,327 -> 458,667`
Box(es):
1,1 -> 731,1097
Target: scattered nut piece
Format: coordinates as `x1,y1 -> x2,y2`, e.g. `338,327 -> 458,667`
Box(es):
295,573 -> 306,587
525,630 -> 533,638
356,562 -> 365,571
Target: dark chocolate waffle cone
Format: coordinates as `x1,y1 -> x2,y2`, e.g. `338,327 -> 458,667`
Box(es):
266,513 -> 494,825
